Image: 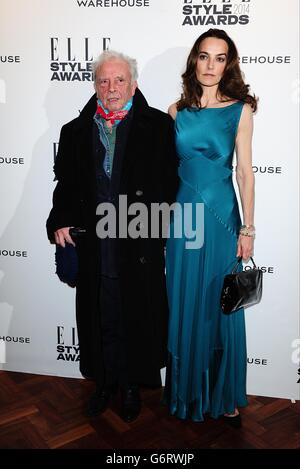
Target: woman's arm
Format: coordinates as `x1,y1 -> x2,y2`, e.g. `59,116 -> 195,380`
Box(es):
168,103 -> 177,120
235,104 -> 255,260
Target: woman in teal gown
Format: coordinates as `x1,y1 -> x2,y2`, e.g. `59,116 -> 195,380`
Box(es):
165,29 -> 258,423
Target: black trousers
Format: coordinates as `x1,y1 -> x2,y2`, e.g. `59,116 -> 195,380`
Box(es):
99,275 -> 128,390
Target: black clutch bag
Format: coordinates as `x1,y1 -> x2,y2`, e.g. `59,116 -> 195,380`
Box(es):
220,257 -> 263,314
55,227 -> 86,288
55,243 -> 78,288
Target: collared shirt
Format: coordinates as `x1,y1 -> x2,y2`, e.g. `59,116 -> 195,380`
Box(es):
93,117 -> 116,178
93,98 -> 133,178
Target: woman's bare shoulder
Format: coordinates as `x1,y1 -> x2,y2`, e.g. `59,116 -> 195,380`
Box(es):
240,102 -> 254,126
168,103 -> 178,120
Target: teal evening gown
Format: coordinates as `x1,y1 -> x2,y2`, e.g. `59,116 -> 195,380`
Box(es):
165,101 -> 248,421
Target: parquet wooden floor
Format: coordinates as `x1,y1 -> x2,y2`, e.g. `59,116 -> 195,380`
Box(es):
0,370 -> 299,453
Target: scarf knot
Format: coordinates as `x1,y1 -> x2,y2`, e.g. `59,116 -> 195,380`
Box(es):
96,103 -> 129,125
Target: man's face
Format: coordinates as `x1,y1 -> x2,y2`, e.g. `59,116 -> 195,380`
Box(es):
94,59 -> 137,112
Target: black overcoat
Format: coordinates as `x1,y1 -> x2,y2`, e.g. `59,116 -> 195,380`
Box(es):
47,89 -> 178,387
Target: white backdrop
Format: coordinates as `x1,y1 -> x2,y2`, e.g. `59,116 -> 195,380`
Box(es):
0,0 -> 299,401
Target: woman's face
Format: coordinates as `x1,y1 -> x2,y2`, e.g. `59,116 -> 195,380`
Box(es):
196,37 -> 228,87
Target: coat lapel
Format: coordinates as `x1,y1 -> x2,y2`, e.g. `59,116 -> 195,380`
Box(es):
74,95 -> 97,201
121,90 -> 153,186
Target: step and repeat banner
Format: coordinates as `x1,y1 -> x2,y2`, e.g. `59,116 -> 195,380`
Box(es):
0,0 -> 299,401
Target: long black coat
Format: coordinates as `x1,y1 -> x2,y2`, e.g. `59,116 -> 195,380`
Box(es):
47,89 -> 178,387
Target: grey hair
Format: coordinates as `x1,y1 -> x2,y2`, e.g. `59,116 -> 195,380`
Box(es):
92,50 -> 138,83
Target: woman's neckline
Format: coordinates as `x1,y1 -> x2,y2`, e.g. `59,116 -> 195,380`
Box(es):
192,101 -> 240,110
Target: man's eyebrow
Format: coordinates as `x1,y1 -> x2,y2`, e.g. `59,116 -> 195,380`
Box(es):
98,74 -> 126,79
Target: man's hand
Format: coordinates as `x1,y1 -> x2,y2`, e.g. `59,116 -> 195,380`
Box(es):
54,227 -> 75,247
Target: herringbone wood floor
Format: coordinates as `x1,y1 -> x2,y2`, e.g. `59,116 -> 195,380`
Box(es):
0,370 -> 299,450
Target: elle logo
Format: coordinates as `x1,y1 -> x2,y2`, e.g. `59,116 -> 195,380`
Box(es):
56,326 -> 80,362
57,326 -> 78,346
50,37 -> 111,62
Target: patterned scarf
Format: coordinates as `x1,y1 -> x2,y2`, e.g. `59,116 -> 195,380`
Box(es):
95,98 -> 133,125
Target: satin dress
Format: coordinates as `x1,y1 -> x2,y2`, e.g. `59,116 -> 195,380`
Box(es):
165,102 -> 248,421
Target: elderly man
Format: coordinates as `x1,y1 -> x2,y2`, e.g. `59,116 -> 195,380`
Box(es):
46,50 -> 178,422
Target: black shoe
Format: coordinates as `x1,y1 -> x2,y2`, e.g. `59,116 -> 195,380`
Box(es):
86,387 -> 113,418
120,385 -> 141,423
223,413 -> 242,429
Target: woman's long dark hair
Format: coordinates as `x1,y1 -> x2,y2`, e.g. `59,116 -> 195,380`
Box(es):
177,28 -> 258,111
